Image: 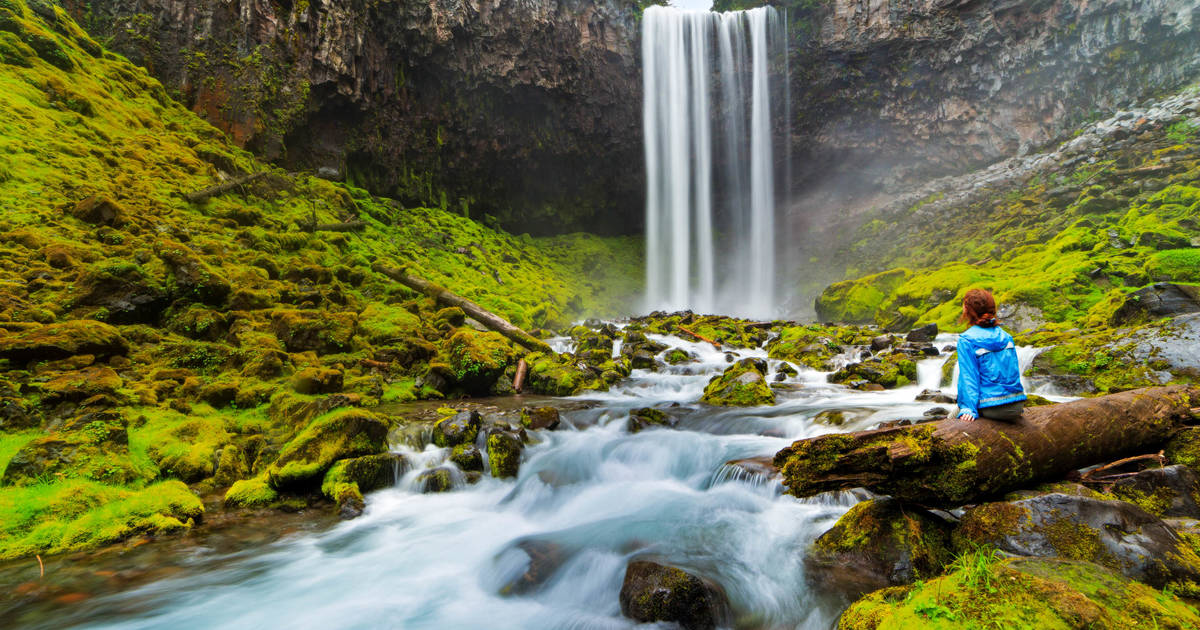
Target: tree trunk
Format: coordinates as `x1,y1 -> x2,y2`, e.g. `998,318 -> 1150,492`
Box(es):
773,386 -> 1200,506
373,265 -> 553,354
184,172 -> 268,203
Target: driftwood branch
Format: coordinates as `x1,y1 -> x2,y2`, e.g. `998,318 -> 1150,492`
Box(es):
774,386 -> 1200,506
373,265 -> 552,354
311,220 -> 366,233
1080,451 -> 1165,481
513,358 -> 528,393
678,326 -> 721,350
184,172 -> 269,203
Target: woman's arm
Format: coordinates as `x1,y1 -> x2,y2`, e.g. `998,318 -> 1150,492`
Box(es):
956,337 -> 981,419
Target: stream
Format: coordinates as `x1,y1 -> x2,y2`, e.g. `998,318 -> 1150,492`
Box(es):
2,330 -> 1054,629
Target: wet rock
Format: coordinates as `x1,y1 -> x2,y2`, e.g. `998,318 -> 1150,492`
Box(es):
829,353 -> 917,389
1109,465 -> 1200,519
450,444 -> 484,472
1111,283 -> 1200,326
629,349 -> 658,370
0,397 -> 41,430
628,407 -> 674,433
487,431 -> 523,479
869,334 -> 894,352
700,358 -> 775,407
814,410 -> 847,426
923,406 -> 949,418
939,352 -> 957,387
519,406 -> 561,431
501,539 -> 568,595
1166,427 -> 1200,476
265,408 -> 391,491
663,347 -> 695,365
291,367 -> 344,395
70,195 -> 126,225
775,362 -> 798,378
905,323 -> 938,343
915,389 -> 956,404
416,468 -> 455,493
806,498 -> 954,600
956,492 -> 1200,588
432,411 -> 481,448
619,560 -> 728,630
0,321 -> 129,363
722,456 -> 780,482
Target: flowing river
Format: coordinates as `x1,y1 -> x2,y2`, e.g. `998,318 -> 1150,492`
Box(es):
3,329 -> 1054,629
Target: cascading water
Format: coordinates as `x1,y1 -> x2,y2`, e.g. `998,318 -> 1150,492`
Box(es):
643,6 -> 789,318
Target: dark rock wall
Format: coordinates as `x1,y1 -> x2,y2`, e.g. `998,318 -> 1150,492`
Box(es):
69,0 -> 644,235
785,0 -> 1200,276
74,0 -> 1200,239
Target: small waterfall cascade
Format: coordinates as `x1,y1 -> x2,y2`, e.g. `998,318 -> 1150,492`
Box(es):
642,6 -> 789,317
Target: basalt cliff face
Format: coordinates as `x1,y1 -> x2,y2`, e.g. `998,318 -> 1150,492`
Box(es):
73,0 -> 1200,237
67,0 -> 643,235
786,0 -> 1200,237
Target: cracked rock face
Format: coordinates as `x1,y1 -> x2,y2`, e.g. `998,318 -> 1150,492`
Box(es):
69,0 -> 642,235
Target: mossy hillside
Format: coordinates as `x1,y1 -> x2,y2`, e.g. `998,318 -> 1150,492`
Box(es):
838,556 -> 1200,630
818,111 -> 1200,333
0,0 -> 640,560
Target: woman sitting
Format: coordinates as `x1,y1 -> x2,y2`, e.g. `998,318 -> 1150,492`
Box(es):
956,289 -> 1026,422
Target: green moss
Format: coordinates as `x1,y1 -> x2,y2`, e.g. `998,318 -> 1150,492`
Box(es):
701,358 -> 775,407
223,477 -> 276,508
815,268 -> 912,324
839,557 -> 1200,630
486,432 -> 522,479
0,479 -> 203,559
265,408 -> 390,491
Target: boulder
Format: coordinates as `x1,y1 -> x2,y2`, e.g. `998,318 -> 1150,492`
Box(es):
915,389 -> 956,404
628,407 -> 674,433
39,366 -> 124,404
1166,427 -> 1200,475
265,409 -> 391,491
806,498 -> 954,600
829,353 -> 917,389
663,348 -> 695,365
904,323 -> 938,343
73,262 -> 169,325
701,358 -> 775,407
487,431 -> 523,478
0,320 -> 128,363
1111,282 -> 1200,325
500,539 -> 568,595
291,367 -> 344,395
618,560 -> 728,630
519,406 -> 560,431
955,492 -> 1200,588
839,557 -> 1200,629
70,195 -> 126,225
1108,465 -> 1200,519
449,444 -> 484,472
433,411 -> 482,448
869,335 -> 894,352
417,468 -> 455,493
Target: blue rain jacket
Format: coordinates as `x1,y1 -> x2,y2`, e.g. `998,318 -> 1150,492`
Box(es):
956,325 -> 1026,417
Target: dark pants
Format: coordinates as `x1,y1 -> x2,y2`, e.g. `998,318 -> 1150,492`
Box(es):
980,401 -> 1024,421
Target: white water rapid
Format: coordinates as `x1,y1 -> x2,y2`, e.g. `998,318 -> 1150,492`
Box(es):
643,7 -> 789,318
10,328 -> 1070,630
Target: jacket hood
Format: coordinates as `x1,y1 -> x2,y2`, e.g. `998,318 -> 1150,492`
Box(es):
961,325 -> 1013,351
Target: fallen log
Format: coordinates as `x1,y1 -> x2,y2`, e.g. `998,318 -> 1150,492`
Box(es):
513,358 -> 528,393
773,386 -> 1200,506
312,220 -> 365,233
678,326 -> 721,350
373,265 -> 552,354
184,172 -> 268,203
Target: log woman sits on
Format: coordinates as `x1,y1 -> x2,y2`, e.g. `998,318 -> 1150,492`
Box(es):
956,289 -> 1026,422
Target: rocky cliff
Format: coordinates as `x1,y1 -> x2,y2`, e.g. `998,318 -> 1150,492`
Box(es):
782,0 -> 1200,278
68,0 -> 644,234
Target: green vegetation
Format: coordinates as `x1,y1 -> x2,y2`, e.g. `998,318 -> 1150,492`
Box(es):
839,557 -> 1200,629
0,0 -> 641,560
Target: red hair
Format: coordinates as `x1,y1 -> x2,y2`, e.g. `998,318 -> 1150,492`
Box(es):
961,289 -> 998,327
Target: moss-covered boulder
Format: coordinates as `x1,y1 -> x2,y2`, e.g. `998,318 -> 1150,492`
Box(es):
663,348 -> 695,365
320,453 -> 405,519
432,410 -> 481,448
1165,427 -> 1200,476
487,431 -> 523,479
807,498 -> 954,600
438,329 -> 516,395
1108,465 -> 1200,519
416,468 -> 455,493
618,560 -> 728,630
839,556 -> 1200,630
701,358 -> 775,407
766,324 -> 872,371
2,411 -> 147,486
628,407 -> 674,433
522,352 -> 601,396
291,367 -> 344,395
449,444 -> 484,472
39,366 -> 124,404
271,309 -> 357,354
955,492 -> 1200,588
520,406 -> 561,431
829,353 -> 917,390
224,478 -> 278,508
264,408 -> 391,491
0,320 -> 128,363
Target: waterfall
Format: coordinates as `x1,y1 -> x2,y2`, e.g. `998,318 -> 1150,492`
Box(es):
642,6 -> 789,318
